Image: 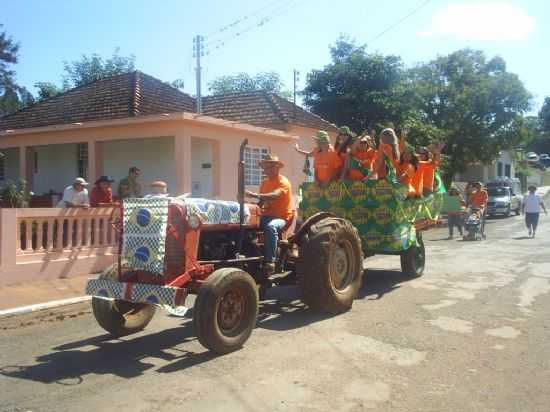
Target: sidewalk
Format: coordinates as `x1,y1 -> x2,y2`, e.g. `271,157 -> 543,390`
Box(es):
0,275 -> 91,312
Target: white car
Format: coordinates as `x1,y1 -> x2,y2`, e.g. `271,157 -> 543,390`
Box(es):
526,152 -> 539,163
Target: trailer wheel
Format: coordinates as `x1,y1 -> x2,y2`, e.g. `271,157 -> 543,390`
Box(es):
400,234 -> 425,277
92,264 -> 156,336
193,268 -> 258,354
297,217 -> 363,314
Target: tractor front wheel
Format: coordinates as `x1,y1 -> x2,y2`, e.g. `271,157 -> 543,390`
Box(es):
92,264 -> 156,336
400,234 -> 426,278
193,268 -> 258,354
297,217 -> 363,314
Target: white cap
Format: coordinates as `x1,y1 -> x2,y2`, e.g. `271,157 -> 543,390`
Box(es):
74,177 -> 89,186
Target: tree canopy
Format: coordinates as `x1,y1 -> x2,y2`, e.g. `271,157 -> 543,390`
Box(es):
208,71 -> 291,99
0,25 -> 34,116
304,38 -> 533,181
539,96 -> 550,135
408,49 -> 531,179
303,37 -> 407,133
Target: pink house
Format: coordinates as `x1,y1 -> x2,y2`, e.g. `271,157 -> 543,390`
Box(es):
0,71 -> 337,286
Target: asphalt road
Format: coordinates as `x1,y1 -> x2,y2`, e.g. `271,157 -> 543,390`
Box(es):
1,212 -> 549,412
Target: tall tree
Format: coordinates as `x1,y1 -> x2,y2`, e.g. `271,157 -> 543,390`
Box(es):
62,48 -> 136,89
303,36 -> 407,133
407,49 -> 531,181
208,71 -> 291,99
539,96 -> 550,135
0,25 -> 34,116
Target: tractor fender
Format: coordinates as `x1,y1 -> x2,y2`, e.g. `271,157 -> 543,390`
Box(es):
289,212 -> 335,246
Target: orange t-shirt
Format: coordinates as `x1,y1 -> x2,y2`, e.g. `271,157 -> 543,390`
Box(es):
348,148 -> 376,180
396,162 -> 416,196
469,190 -> 488,208
376,143 -> 399,179
411,167 -> 424,195
419,160 -> 439,192
259,174 -> 293,221
313,149 -> 343,183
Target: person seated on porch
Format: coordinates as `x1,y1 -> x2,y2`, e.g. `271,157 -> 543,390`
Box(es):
342,135 -> 377,181
90,176 -> 115,207
295,131 -> 342,185
117,166 -> 143,199
56,177 -> 90,208
245,154 -> 294,274
371,128 -> 400,180
144,181 -> 170,198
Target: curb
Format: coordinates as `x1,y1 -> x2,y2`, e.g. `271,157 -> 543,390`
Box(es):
0,296 -> 91,319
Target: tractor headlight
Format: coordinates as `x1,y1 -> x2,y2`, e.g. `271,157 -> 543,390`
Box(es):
188,213 -> 202,230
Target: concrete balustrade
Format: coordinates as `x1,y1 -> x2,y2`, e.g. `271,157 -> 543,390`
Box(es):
0,208 -> 119,287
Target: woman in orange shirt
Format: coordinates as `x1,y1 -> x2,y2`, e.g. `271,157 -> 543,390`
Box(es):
417,143 -> 444,195
372,128 -> 400,180
396,148 -> 419,197
295,130 -> 342,185
343,135 -> 377,181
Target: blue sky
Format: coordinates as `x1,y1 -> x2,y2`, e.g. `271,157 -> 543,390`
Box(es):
3,0 -> 548,112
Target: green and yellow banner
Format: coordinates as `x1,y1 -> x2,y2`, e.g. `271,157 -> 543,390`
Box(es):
299,174 -> 444,253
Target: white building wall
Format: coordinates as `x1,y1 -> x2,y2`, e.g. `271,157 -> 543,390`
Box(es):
33,144 -> 78,194
191,137 -> 213,197
102,137 -> 176,196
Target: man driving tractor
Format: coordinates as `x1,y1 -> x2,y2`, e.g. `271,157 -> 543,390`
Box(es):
245,154 -> 294,274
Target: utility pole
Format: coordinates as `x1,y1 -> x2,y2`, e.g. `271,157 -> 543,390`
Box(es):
193,35 -> 205,114
293,69 -> 300,119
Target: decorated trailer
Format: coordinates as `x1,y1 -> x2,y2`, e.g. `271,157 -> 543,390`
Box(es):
299,174 -> 444,276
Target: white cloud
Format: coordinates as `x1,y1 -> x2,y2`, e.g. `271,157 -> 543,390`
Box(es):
420,2 -> 536,41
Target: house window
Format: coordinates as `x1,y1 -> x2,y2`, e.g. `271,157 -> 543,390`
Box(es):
77,143 -> 88,179
497,161 -> 503,177
244,146 -> 268,186
0,156 -> 5,181
505,164 -> 511,177
33,151 -> 38,174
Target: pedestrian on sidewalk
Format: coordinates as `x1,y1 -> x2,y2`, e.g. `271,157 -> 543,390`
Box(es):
521,185 -> 547,238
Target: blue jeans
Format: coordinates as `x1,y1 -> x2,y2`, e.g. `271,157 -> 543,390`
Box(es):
260,216 -> 287,262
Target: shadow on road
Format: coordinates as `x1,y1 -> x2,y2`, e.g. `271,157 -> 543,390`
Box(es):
0,322 -> 211,384
359,268 -> 413,300
0,268 -> 411,383
512,236 -> 531,240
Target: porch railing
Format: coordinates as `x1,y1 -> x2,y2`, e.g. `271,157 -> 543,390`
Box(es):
16,208 -> 118,253
0,208 -> 119,286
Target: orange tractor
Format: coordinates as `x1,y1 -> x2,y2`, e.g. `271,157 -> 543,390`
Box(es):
86,139 -> 364,354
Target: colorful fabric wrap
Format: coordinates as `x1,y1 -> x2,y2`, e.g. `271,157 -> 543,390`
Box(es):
122,197 -> 169,275
299,160 -> 445,253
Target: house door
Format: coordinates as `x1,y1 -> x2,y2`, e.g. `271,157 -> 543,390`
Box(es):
191,138 -> 213,198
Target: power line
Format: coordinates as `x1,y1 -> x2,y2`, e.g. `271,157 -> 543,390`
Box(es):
205,0 -> 309,54
367,0 -> 433,45
204,0 -> 290,44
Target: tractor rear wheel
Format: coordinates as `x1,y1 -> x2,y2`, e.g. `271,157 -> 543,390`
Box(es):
400,234 -> 425,278
193,268 -> 258,354
297,217 -> 363,314
92,264 -> 156,336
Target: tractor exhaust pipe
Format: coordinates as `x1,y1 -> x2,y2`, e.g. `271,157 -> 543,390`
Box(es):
237,138 -> 249,256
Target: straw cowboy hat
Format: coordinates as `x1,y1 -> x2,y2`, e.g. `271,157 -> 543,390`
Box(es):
259,154 -> 285,168
312,130 -> 331,144
338,125 -> 356,137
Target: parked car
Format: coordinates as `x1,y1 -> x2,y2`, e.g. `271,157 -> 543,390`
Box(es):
526,152 -> 539,164
486,179 -> 522,217
539,153 -> 550,166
